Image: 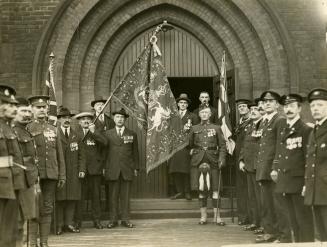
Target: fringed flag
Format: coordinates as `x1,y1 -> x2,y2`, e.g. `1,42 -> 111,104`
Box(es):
112,37 -> 189,173
218,51 -> 235,155
44,52 -> 57,126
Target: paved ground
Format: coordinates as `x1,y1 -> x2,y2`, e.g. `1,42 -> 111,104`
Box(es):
49,218 -> 255,247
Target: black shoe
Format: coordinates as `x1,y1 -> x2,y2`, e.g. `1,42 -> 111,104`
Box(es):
170,192 -> 184,200
64,224 -> 80,233
243,224 -> 258,231
94,220 -> 103,229
75,221 -> 82,230
253,227 -> 264,234
198,220 -> 207,225
185,193 -> 192,201
121,221 -> 134,228
107,221 -> 118,229
255,234 -> 276,243
56,226 -> 63,235
238,219 -> 249,225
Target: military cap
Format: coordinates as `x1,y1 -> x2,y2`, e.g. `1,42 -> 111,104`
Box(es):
248,101 -> 258,108
176,93 -> 191,104
235,99 -> 251,106
280,94 -> 303,105
57,106 -> 73,118
198,103 -> 211,113
112,108 -> 129,118
91,96 -> 107,107
0,84 -> 18,104
74,112 -> 94,120
260,90 -> 281,102
28,95 -> 49,106
307,88 -> 327,103
16,97 -> 30,106
254,97 -> 263,105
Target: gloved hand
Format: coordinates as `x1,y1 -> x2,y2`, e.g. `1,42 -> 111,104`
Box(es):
270,170 -> 278,182
79,172 -> 85,178
57,179 -> 66,189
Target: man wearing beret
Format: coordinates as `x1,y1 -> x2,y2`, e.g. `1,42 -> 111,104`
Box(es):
55,107 -> 86,235
74,112 -> 104,229
13,97 -> 40,246
233,99 -> 252,226
90,108 -> 139,229
189,105 -> 227,225
0,85 -> 26,247
193,91 -> 219,124
239,99 -> 263,232
169,93 -> 198,200
271,94 -> 314,242
27,95 -> 66,247
254,90 -> 287,243
304,88 -> 327,241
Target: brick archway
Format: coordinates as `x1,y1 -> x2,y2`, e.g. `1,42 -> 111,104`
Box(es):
32,0 -> 296,112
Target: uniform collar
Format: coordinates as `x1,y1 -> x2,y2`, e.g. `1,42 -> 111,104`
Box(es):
200,120 -> 210,125
264,111 -> 277,122
286,115 -> 300,128
316,116 -> 327,126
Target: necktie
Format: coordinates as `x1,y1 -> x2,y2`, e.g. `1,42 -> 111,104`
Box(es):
83,128 -> 88,136
64,127 -> 69,138
118,128 -> 122,137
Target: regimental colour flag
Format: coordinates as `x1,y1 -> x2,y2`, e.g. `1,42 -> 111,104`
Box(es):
218,51 -> 235,155
112,40 -> 189,173
44,52 -> 57,126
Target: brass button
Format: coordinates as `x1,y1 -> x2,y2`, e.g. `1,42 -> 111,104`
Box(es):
312,164 -> 315,168
312,174 -> 315,178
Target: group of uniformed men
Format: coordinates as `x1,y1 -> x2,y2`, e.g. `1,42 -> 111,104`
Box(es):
0,86 -> 138,247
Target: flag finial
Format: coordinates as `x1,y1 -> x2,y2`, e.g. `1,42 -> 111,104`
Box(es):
49,52 -> 55,59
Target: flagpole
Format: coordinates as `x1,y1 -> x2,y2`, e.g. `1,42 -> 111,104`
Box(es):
48,52 -> 55,125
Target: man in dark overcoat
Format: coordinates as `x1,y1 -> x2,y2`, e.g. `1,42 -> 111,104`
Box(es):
55,107 -> 85,234
90,108 -> 139,229
189,105 -> 227,225
271,94 -> 314,242
193,91 -> 219,124
28,95 -> 66,247
304,88 -> 327,241
239,100 -> 263,231
233,99 -> 252,226
169,93 -> 198,200
74,112 -> 104,229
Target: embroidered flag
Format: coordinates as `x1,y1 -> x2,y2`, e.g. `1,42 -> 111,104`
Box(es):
218,51 -> 235,155
112,40 -> 188,173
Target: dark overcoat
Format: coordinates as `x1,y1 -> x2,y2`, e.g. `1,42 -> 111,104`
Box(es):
233,116 -> 251,159
56,127 -> 86,201
27,120 -> 66,181
304,120 -> 327,205
94,127 -> 139,181
168,111 -> 198,174
273,119 -> 311,194
255,113 -> 284,181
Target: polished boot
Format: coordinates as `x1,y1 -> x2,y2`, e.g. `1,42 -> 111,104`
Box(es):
199,207 -> 207,225
39,217 -> 51,247
213,208 -> 225,226
28,220 -> 39,247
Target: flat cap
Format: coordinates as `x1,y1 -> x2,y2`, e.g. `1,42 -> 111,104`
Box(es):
280,94 -> 303,105
235,99 -> 251,106
16,97 -> 30,106
307,88 -> 327,103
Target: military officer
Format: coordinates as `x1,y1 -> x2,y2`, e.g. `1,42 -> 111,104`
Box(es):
304,88 -> 327,241
239,99 -> 263,231
27,95 -> 66,247
233,99 -> 252,226
74,112 -> 104,229
55,107 -> 85,235
0,85 -> 25,247
193,91 -> 219,124
189,104 -> 227,225
169,93 -> 198,200
13,97 -> 40,247
90,108 -> 139,229
269,94 -> 314,242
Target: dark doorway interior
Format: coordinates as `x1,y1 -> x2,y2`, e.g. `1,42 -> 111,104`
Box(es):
168,77 -> 214,111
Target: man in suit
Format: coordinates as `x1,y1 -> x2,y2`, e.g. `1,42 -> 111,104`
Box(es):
169,93 -> 198,200
270,94 -> 314,242
90,108 -> 139,229
27,95 -> 66,247
193,91 -> 219,124
254,90 -> 289,243
74,112 -> 104,229
55,107 -> 85,235
233,99 -> 252,226
189,105 -> 227,225
239,99 -> 263,231
304,88 -> 327,241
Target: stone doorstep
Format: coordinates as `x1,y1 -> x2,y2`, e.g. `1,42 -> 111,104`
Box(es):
222,243 -> 327,247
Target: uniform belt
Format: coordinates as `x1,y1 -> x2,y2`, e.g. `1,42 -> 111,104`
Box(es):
0,156 -> 13,168
195,146 -> 217,151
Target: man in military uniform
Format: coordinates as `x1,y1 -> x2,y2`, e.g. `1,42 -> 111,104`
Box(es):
0,85 -> 25,247
189,105 -> 227,225
27,95 -> 66,247
304,88 -> 327,241
193,91 -> 219,124
90,108 -> 139,229
239,99 -> 263,231
233,99 -> 252,226
270,94 -> 314,242
169,93 -> 198,200
13,97 -> 40,247
55,107 -> 85,235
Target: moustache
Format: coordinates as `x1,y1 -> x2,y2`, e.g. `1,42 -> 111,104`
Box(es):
64,121 -> 70,125
286,111 -> 294,115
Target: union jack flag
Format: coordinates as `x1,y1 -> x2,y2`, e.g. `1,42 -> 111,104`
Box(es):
218,51 -> 235,155
44,52 -> 57,126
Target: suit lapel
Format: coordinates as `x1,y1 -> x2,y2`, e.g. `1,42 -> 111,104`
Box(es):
315,120 -> 327,139
58,127 -> 68,145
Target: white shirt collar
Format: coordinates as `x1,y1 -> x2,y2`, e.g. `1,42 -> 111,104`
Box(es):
253,118 -> 262,124
286,115 -> 300,128
265,111 -> 277,122
317,116 -> 327,126
116,126 -> 125,133
61,126 -> 70,134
